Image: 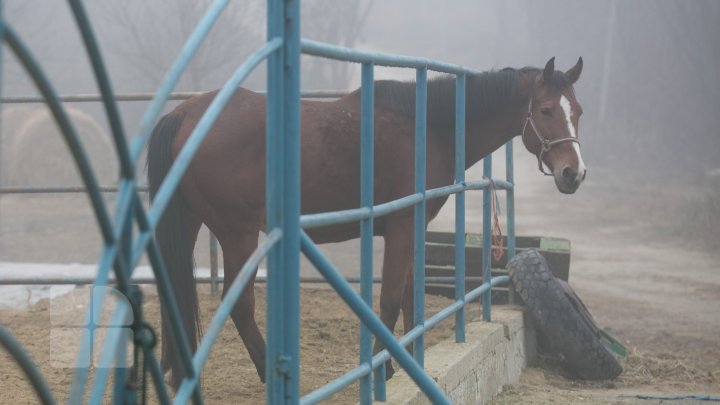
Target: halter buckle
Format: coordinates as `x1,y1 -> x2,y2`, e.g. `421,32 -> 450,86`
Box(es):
541,139 -> 552,152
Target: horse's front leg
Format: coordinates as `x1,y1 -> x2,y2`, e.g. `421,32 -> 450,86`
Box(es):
373,216 -> 414,380
402,269 -> 414,353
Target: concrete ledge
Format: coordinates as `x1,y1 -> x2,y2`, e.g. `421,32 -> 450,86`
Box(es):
376,306 -> 536,405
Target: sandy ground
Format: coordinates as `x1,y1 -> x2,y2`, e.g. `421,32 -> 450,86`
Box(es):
1,140 -> 719,404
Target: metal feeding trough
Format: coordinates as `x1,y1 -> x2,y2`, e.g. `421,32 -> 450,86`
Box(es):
425,231 -> 571,301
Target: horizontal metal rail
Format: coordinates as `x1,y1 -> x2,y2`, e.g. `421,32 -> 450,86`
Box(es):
0,185 -> 148,194
0,90 -> 346,104
301,39 -> 480,75
300,179 -> 512,229
0,275 -> 491,286
300,275 -> 510,405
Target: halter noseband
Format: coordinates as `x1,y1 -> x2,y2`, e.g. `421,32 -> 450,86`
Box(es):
522,74 -> 581,176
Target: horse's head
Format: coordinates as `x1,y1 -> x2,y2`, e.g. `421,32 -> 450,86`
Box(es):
521,57 -> 586,194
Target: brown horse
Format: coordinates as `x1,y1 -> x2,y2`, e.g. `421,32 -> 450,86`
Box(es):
147,57 -> 585,389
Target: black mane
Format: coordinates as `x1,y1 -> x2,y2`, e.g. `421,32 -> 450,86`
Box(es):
373,67 -> 568,129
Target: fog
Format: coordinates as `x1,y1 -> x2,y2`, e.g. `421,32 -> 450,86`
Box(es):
2,0 -> 719,244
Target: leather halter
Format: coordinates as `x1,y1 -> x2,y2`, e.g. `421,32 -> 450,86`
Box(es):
522,74 -> 581,176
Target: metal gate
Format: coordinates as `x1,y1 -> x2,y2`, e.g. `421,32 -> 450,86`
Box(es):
0,1 -> 516,404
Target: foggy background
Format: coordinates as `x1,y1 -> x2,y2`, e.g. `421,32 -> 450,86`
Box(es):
1,0 -> 719,253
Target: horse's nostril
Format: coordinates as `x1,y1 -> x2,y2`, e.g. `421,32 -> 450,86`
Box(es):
581,170 -> 587,181
562,167 -> 575,181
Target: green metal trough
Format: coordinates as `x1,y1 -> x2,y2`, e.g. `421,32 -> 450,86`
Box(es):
425,231 -> 571,300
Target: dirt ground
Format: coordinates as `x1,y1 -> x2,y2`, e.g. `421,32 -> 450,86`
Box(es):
0,144 -> 719,404
0,284 -> 478,404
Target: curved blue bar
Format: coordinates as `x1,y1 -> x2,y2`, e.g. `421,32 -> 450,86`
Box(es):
130,0 -> 231,162
175,230 -> 282,404
148,38 -> 282,228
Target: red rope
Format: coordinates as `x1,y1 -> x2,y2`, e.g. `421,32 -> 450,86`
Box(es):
484,177 -> 504,263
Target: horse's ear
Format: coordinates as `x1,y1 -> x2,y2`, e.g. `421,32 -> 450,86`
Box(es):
565,57 -> 583,84
542,57 -> 555,83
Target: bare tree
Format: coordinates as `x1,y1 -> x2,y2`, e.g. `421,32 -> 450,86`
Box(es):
92,0 -> 264,92
300,0 -> 375,90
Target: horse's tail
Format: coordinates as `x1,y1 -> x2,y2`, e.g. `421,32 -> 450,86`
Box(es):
146,111 -> 199,390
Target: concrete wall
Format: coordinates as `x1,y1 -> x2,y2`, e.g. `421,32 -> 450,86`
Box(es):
376,306 -> 535,405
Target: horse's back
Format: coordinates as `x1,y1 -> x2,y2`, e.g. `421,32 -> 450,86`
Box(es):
164,87 -> 447,242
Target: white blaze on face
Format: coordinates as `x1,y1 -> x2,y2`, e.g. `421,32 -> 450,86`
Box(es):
559,95 -> 587,176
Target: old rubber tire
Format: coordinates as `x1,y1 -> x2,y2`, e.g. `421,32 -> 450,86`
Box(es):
508,249 -> 623,380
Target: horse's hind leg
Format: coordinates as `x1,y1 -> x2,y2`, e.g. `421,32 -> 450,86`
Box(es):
373,217 -> 413,379
218,231 -> 267,383
402,270 -> 414,352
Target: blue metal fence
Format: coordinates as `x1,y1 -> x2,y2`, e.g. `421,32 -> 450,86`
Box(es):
0,0 -> 516,403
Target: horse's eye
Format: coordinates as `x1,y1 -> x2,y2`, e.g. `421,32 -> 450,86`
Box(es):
541,108 -> 552,117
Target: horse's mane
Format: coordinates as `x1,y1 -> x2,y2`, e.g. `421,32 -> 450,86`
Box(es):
373,66 -> 569,129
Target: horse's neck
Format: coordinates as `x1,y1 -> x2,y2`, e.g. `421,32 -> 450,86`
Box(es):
464,103 -> 525,169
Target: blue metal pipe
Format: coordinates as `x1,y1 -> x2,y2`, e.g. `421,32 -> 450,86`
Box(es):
0,90 -> 348,104
67,0 -> 132,179
301,363 -> 372,405
68,246 -> 116,403
374,275 -> 510,367
300,276 -> 510,404
281,4 -> 302,400
0,185 -> 148,194
482,156 -> 493,321
89,304 -> 131,403
3,25 -> 114,245
148,38 -> 282,229
0,324 -> 56,405
0,275 -> 489,286
130,0 -> 231,162
300,231 -> 451,405
505,141 -> 517,304
300,207 -> 372,229
174,230 -> 281,404
143,348 -> 172,405
299,180 -> 512,229
359,62 -> 375,405
413,67 -> 428,367
454,74 -> 466,343
266,1 -> 302,402
301,39 -> 479,75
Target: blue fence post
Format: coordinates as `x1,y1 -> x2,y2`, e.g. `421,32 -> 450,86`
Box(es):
454,74 -> 466,343
112,195 -> 134,403
359,62 -> 374,405
266,0 -> 301,403
413,67 -> 428,368
482,156 -> 492,321
505,141 -> 516,304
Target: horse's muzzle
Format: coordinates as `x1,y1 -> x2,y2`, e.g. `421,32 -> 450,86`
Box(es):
555,166 -> 586,194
